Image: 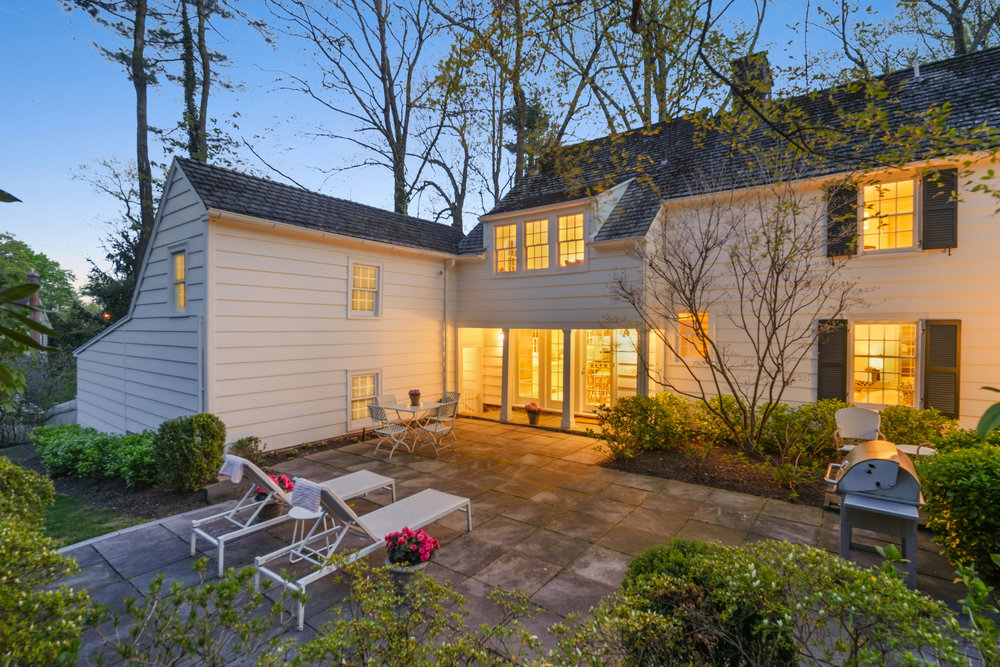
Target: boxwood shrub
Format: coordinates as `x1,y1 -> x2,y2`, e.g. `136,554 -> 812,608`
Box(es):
919,443 -> 1000,585
152,413 -> 227,492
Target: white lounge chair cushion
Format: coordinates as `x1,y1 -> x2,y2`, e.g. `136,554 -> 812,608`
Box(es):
356,489 -> 469,541
219,454 -> 245,484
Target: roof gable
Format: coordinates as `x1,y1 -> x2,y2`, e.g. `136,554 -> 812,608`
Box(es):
176,158 -> 465,255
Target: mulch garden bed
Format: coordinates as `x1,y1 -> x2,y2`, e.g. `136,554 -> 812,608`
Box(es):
602,445 -> 828,507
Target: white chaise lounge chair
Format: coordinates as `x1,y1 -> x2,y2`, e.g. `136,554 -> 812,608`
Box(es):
254,485 -> 472,630
191,455 -> 396,577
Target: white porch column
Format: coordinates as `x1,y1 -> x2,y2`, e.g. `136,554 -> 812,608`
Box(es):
499,327 -> 511,422
561,328 -> 575,430
637,328 -> 650,397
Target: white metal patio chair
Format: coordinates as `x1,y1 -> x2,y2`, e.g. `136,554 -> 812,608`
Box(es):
191,455 -> 395,576
369,404 -> 411,458
375,394 -> 403,424
416,399 -> 458,456
834,407 -> 886,452
254,485 -> 472,630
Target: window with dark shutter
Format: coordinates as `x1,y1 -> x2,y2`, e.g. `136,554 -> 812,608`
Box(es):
923,320 -> 960,418
922,168 -> 958,250
817,319 -> 848,401
826,185 -> 858,257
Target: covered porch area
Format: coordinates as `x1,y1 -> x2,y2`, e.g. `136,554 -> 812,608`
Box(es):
454,327 -> 657,430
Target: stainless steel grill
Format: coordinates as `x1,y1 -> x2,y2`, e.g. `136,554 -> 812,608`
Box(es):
825,440 -> 924,587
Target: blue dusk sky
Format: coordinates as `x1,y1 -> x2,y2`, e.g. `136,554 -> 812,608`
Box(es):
1,0 -> 902,290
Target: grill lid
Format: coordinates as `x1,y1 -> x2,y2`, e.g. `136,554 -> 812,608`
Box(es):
831,440 -> 923,504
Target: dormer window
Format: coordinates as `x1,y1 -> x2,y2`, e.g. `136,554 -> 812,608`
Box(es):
495,224 -> 517,273
558,214 -> 584,266
524,219 -> 549,270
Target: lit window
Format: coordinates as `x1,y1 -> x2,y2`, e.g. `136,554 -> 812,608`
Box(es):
524,220 -> 549,270
172,251 -> 186,312
557,214 -> 584,267
495,224 -> 517,272
350,372 -> 378,421
862,180 -> 914,251
853,322 -> 917,407
678,312 -> 709,358
351,264 -> 378,314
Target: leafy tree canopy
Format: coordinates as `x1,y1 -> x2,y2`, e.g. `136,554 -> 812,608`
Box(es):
0,233 -> 78,315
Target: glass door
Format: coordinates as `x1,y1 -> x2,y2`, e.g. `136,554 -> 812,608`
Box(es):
515,329 -> 565,411
583,329 -> 613,411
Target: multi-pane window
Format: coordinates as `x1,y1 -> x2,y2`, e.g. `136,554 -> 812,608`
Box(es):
853,322 -> 917,407
351,264 -> 378,314
495,224 -> 517,273
524,220 -> 549,270
172,251 -> 187,312
350,372 -> 378,421
678,312 -> 709,358
557,214 -> 584,267
862,180 -> 915,251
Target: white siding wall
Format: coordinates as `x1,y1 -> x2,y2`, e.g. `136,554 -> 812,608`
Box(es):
655,165 -> 1000,428
76,167 -> 205,434
454,209 -> 643,330
206,220 -> 450,450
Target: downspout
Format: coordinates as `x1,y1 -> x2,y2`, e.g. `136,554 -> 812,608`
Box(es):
442,259 -> 455,392
198,314 -> 206,411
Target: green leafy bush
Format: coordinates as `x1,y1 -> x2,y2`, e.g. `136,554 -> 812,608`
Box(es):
0,457 -> 89,665
230,435 -> 267,467
760,398 -> 847,461
879,405 -> 958,445
935,426 -> 1000,453
153,413 -> 227,492
920,444 -> 1000,585
589,393 -> 695,460
31,424 -> 157,488
696,394 -> 749,448
563,540 -> 964,666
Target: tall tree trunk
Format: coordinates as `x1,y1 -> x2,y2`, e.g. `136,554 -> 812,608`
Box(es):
133,0 -> 154,278
512,0 -> 527,183
181,0 -> 199,157
196,0 -> 210,161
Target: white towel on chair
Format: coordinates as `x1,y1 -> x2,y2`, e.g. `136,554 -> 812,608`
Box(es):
219,454 -> 245,484
291,477 -> 322,513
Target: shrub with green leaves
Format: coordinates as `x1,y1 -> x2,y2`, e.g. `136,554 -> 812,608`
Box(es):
696,394 -> 750,448
230,435 -> 267,467
920,443 -> 1000,585
31,424 -> 157,488
760,398 -> 847,461
0,457 -> 89,665
879,405 -> 958,445
589,393 -> 695,460
561,540 -> 964,666
152,413 -> 227,492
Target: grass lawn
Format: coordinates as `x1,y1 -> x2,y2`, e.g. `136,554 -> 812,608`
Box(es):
45,494 -> 146,546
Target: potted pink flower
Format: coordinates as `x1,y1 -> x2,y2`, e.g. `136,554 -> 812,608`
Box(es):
254,474 -> 294,520
524,401 -> 542,425
408,389 -> 421,406
384,526 -> 439,572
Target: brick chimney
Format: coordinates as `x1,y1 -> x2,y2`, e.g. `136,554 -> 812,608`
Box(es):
730,51 -> 773,104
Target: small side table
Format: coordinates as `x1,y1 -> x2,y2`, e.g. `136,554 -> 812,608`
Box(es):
288,506 -> 330,563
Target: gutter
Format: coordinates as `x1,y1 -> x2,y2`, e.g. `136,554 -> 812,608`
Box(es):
207,209 -> 462,260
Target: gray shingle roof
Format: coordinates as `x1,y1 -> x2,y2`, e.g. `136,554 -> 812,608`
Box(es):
177,158 -> 466,255
463,46 -> 1000,252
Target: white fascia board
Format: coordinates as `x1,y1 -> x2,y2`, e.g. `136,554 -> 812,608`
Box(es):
478,195 -> 592,224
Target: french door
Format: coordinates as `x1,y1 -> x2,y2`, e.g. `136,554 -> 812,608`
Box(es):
514,329 -> 564,411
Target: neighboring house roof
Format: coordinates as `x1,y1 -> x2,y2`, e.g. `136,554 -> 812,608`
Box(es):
177,158 -> 466,255
466,46 -> 1000,251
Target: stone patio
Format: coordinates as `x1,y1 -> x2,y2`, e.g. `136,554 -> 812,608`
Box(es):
58,418 -> 968,660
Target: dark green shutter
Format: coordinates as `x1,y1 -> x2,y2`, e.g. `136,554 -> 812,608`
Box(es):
817,319 -> 848,401
922,168 -> 958,250
923,320 -> 960,418
826,185 -> 858,257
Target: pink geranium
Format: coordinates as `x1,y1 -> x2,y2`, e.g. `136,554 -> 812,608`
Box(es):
385,526 -> 440,565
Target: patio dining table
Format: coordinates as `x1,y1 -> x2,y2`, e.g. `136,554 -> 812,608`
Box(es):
386,401 -> 441,446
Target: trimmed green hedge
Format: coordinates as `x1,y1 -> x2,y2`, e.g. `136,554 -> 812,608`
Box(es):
31,424 -> 157,488
152,413 -> 227,492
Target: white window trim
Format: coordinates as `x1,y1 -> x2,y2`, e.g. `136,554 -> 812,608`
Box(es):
347,258 -> 383,319
169,244 -> 188,316
857,174 -> 921,256
848,320 -> 921,410
490,211 -> 589,276
348,368 -> 381,429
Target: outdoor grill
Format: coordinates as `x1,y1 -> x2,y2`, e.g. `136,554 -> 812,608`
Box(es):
825,440 -> 925,587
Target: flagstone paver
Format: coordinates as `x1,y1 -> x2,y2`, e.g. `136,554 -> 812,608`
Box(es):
56,416 -> 972,662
